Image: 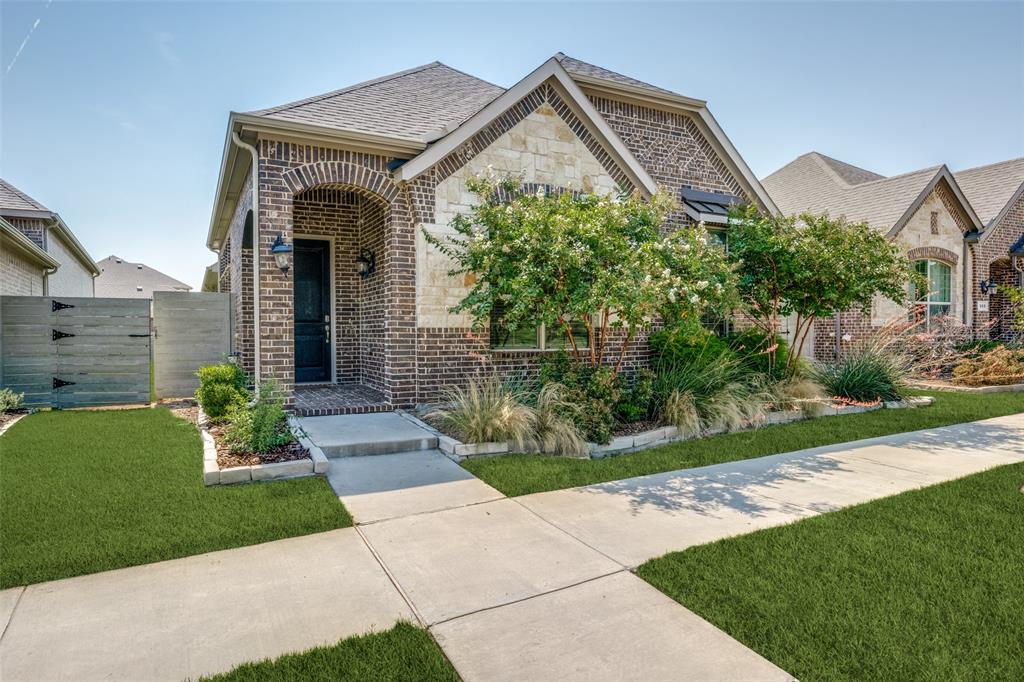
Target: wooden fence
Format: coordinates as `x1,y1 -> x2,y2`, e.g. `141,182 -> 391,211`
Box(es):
0,292 -> 231,408
153,291 -> 231,399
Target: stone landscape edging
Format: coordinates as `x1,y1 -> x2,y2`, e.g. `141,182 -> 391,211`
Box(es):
197,408 -> 327,486
0,412 -> 28,437
909,380 -> 1024,394
401,397 -> 933,463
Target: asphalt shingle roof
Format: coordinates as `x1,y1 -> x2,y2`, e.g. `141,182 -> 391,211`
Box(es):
953,157 -> 1024,228
95,255 -> 191,298
248,62 -> 505,142
762,152 -> 939,232
554,53 -> 681,97
0,178 -> 51,214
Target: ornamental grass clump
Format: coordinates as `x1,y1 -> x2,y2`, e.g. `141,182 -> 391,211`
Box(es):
532,382 -> 588,457
811,344 -> 911,403
429,375 -> 536,449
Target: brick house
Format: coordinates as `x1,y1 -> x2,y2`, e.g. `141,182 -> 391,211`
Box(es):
761,152 -> 1023,359
955,158 -> 1024,341
0,178 -> 98,297
205,54 -> 777,414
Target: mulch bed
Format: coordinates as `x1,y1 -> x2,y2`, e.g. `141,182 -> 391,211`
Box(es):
611,419 -> 660,437
0,410 -> 29,431
166,399 -> 310,469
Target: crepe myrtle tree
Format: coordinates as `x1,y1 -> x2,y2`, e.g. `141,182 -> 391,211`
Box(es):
423,173 -> 736,375
727,204 -> 919,374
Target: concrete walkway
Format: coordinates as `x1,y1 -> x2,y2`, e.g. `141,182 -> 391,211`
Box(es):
3,414 -> 1021,681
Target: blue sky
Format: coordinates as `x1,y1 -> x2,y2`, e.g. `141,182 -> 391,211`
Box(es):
2,1 -> 1022,288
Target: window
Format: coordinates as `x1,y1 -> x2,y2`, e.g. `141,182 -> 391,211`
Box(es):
489,299 -> 590,350
929,211 -> 939,235
912,259 -> 951,331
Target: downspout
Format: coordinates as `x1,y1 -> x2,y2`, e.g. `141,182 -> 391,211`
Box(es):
231,131 -> 261,392
962,239 -> 969,325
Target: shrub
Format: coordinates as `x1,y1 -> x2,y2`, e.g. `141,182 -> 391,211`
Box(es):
195,363 -> 248,418
951,347 -> 1024,386
653,354 -> 769,436
0,388 -> 24,413
811,345 -> 911,402
532,383 -> 588,457
649,326 -> 735,371
222,381 -> 294,454
615,368 -> 656,423
768,376 -> 827,416
428,375 -> 536,448
539,355 -> 622,444
728,329 -> 790,379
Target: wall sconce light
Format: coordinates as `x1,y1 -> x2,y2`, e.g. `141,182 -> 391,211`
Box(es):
356,249 -> 376,279
979,279 -> 997,295
271,233 -> 293,274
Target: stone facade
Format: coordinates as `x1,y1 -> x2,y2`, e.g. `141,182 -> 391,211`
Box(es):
813,181 -> 976,361
219,76 -> 751,408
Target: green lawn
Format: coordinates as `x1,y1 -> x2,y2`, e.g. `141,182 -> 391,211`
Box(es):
464,390 -> 1024,496
202,623 -> 458,682
637,462 -> 1024,681
0,408 -> 351,588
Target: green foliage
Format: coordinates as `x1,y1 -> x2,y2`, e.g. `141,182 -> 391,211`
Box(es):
223,381 -> 294,454
539,354 -> 622,444
195,363 -> 248,418
1002,285 -> 1024,332
424,173 -> 736,373
616,368 -> 656,423
811,346 -> 911,402
954,339 -> 1003,358
951,347 -> 1024,386
0,388 -> 24,413
727,328 -> 790,380
532,383 -> 588,457
649,325 -> 735,370
652,354 -> 769,436
727,204 -> 919,374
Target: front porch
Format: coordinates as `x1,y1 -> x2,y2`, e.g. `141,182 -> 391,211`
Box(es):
292,383 -> 393,417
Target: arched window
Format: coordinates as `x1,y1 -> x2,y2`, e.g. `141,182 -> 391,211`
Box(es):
912,259 -> 951,331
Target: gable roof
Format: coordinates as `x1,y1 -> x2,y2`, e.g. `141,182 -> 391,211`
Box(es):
95,255 -> 191,298
0,216 -> 60,270
0,178 -> 51,216
762,152 -> 982,235
393,57 -> 658,194
555,53 -> 681,98
953,156 -> 1024,229
248,62 -> 504,144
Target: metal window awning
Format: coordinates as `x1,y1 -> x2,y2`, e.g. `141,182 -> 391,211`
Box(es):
680,187 -> 743,225
1010,234 -> 1024,257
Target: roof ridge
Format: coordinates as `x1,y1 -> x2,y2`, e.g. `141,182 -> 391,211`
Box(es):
954,156 -> 1024,175
806,151 -> 854,188
854,163 -> 941,187
250,61 -> 445,116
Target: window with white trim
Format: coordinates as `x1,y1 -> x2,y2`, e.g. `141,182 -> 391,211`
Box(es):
911,259 -> 952,331
489,299 -> 590,351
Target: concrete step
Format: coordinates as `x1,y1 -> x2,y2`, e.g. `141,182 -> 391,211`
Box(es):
294,412 -> 438,457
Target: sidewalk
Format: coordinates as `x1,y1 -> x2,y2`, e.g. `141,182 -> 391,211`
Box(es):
3,414 -> 1021,681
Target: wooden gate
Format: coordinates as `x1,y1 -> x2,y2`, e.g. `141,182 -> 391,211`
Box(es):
152,292 -> 231,399
0,296 -> 151,408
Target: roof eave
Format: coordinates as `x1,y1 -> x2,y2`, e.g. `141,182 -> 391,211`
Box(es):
0,218 -> 60,269
206,112 -> 429,251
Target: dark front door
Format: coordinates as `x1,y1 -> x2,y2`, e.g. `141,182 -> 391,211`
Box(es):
294,239 -> 331,383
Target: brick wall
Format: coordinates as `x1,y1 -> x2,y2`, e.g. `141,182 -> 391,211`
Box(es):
6,218 -> 46,249
971,192 -> 1024,338
0,242 -> 45,295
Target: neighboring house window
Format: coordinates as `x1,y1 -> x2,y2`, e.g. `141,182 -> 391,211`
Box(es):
489,299 -> 589,350
911,259 -> 951,331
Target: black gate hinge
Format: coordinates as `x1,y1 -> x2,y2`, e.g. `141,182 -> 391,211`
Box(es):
52,330 -> 76,341
53,377 -> 76,389
52,300 -> 75,312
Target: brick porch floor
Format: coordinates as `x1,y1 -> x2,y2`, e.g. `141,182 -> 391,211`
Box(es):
291,384 -> 393,417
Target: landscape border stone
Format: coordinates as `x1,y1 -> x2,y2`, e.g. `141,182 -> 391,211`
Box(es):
412,398 -> 932,462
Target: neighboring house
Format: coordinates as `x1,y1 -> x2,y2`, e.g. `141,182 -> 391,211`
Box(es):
206,54 -> 777,412
201,263 -> 219,293
0,216 -> 60,295
0,179 -> 98,296
763,152 -> 986,359
95,255 -> 192,298
954,158 -> 1024,341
